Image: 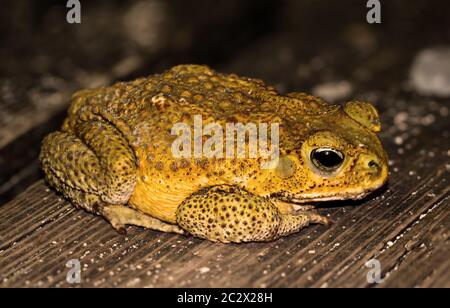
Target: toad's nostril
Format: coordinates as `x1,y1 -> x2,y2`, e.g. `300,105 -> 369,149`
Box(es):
368,160 -> 380,170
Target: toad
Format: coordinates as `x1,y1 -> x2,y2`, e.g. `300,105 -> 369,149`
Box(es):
40,65 -> 388,243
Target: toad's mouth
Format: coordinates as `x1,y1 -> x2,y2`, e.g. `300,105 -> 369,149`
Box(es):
268,176 -> 388,205
269,188 -> 377,205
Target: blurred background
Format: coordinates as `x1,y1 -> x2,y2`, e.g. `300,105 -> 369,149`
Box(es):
0,0 -> 449,204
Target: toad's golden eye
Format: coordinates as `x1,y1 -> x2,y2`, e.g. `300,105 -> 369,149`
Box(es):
310,148 -> 344,172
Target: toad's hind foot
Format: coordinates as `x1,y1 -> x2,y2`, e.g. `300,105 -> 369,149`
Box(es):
274,200 -> 317,214
101,205 -> 184,235
176,185 -> 329,243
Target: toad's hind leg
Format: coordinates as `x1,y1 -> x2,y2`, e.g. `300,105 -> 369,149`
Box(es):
40,121 -> 182,234
176,185 -> 329,243
44,172 -> 183,234
40,121 -> 137,205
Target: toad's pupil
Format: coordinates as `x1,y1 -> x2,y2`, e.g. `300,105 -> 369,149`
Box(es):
312,149 -> 344,169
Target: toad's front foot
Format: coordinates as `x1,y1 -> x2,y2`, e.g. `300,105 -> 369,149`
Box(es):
176,185 -> 329,243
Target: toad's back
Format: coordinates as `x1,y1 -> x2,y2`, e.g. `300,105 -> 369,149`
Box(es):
62,64 -> 333,150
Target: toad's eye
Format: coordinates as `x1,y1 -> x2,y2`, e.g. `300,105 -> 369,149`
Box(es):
311,148 -> 344,172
